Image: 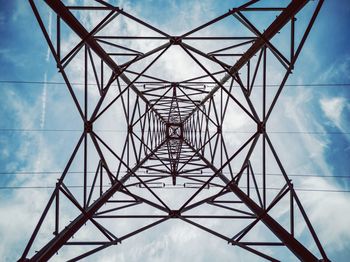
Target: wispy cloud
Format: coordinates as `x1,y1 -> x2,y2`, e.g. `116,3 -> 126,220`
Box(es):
45,10 -> 52,62
1,0 -> 349,261
320,97 -> 346,129
40,10 -> 52,130
301,177 -> 350,251
318,55 -> 350,84
40,73 -> 47,129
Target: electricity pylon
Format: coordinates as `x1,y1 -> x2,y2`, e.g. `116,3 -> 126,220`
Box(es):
20,0 -> 329,261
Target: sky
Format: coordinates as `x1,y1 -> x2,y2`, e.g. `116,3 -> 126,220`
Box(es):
0,0 -> 350,261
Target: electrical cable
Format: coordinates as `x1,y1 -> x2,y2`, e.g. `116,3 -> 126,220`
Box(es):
1,80 -> 350,87
0,184 -> 348,193
0,170 -> 349,179
0,128 -> 348,135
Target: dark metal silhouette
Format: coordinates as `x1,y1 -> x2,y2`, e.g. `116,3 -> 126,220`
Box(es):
20,0 -> 329,261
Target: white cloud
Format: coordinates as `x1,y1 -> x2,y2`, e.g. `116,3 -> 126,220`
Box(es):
318,56 -> 350,84
40,73 -> 48,129
300,177 -> 350,251
282,87 -> 331,176
0,87 -> 59,261
2,0 -> 349,261
320,97 -> 346,129
46,10 -> 52,62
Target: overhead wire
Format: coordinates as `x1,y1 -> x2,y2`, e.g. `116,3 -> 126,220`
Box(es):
0,128 -> 348,135
0,170 -> 349,193
1,79 -> 350,87
0,80 -> 348,193
0,184 -> 348,193
0,170 -> 349,179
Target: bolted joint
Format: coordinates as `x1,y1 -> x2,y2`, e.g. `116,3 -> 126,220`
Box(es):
257,122 -> 266,134
84,121 -> 93,133
170,36 -> 182,45
169,210 -> 180,218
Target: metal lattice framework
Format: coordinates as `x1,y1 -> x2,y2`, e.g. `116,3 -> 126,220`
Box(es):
20,0 -> 329,261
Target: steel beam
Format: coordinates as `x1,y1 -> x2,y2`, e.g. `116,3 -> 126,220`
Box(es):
184,0 -> 308,121
44,0 -> 166,122
184,140 -> 320,262
21,1 -> 327,260
25,141 -> 166,261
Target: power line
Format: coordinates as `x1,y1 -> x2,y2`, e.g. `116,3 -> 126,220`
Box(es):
0,128 -> 348,135
0,80 -> 348,192
0,184 -> 348,193
0,170 -> 349,179
224,131 -> 350,135
1,79 -> 350,88
0,128 -> 130,133
0,129 -> 84,132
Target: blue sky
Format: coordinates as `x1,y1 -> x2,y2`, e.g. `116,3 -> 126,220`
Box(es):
0,0 -> 350,261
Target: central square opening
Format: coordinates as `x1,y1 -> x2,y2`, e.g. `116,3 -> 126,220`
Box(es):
167,123 -> 183,139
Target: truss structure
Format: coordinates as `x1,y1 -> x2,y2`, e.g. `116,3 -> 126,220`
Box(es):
20,0 -> 329,261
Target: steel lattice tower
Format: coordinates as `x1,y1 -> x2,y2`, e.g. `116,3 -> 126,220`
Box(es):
20,0 -> 329,261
